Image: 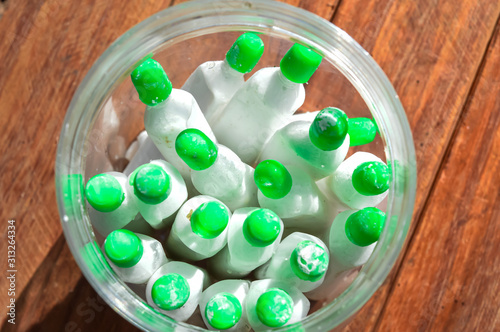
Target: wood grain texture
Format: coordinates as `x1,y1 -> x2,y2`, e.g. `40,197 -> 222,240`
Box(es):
328,0 -> 500,330
376,21 -> 500,331
0,0 -> 499,331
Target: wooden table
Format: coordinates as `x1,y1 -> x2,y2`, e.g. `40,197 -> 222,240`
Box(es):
1,0 -> 499,331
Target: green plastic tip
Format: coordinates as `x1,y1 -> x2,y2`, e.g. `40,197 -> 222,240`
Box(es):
254,160 -> 292,199
256,288 -> 293,327
191,201 -> 229,239
309,107 -> 349,151
132,164 -> 172,204
175,128 -> 218,171
280,43 -> 322,84
243,209 -> 281,247
85,174 -> 124,212
131,59 -> 172,106
151,274 -> 190,311
352,161 -> 390,196
205,293 -> 242,330
345,207 -> 386,246
226,33 -> 265,74
348,118 -> 377,146
290,240 -> 329,282
104,230 -> 143,268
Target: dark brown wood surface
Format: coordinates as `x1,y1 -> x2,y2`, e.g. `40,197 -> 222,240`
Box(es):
0,0 -> 499,331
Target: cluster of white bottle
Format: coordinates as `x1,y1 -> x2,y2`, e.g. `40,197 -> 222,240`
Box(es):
82,32 -> 392,330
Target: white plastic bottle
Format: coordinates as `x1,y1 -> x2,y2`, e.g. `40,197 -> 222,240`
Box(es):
85,172 -> 139,237
209,207 -> 284,279
255,232 -> 329,292
305,207 -> 386,300
199,279 -> 251,331
259,107 -> 350,180
128,160 -> 188,230
245,279 -> 309,331
146,261 -> 209,322
130,58 -> 216,192
123,131 -> 163,176
176,128 -> 258,211
254,160 -> 331,235
103,229 -> 168,284
122,213 -> 155,238
212,43 -> 322,164
182,33 -> 264,124
166,195 -> 232,261
321,152 -> 390,210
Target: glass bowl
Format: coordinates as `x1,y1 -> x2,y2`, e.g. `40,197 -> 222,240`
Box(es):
55,0 -> 417,330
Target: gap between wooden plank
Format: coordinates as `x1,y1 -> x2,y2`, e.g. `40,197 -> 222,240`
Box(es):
372,11 -> 500,332
328,0 -> 342,22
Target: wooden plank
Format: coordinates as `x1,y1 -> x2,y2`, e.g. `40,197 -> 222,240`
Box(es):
328,0 -> 500,330
375,20 -> 500,331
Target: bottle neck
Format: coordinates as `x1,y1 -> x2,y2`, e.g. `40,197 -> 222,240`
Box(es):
277,69 -> 298,88
221,59 -> 244,79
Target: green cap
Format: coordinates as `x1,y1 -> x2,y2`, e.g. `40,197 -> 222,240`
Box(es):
104,230 -> 143,268
352,161 -> 390,196
309,107 -> 349,151
151,274 -> 190,311
191,201 -> 229,239
85,174 -> 124,212
226,33 -> 265,74
348,118 -> 377,146
175,128 -> 218,171
243,209 -> 281,247
290,240 -> 329,282
131,59 -> 172,106
256,288 -> 293,327
254,160 -> 292,199
280,43 -> 322,83
345,207 -> 386,246
132,164 -> 172,204
205,293 -> 242,330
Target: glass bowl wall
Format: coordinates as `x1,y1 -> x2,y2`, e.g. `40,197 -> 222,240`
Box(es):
55,1 -> 417,331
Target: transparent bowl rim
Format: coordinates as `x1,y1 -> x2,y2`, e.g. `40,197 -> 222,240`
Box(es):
55,0 -> 417,331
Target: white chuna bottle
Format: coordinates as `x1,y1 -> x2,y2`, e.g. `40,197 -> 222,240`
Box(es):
199,280 -> 251,331
146,261 -> 209,322
245,279 -> 309,331
182,33 -> 264,124
175,128 -> 258,211
123,131 -> 163,176
103,230 -> 168,284
322,152 -> 390,210
255,232 -> 329,292
306,207 -> 386,300
259,107 -> 350,180
130,58 -> 216,192
254,160 -> 330,235
128,160 -> 188,230
85,172 -> 139,237
166,196 -> 232,261
209,208 -> 284,279
212,43 -> 322,164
